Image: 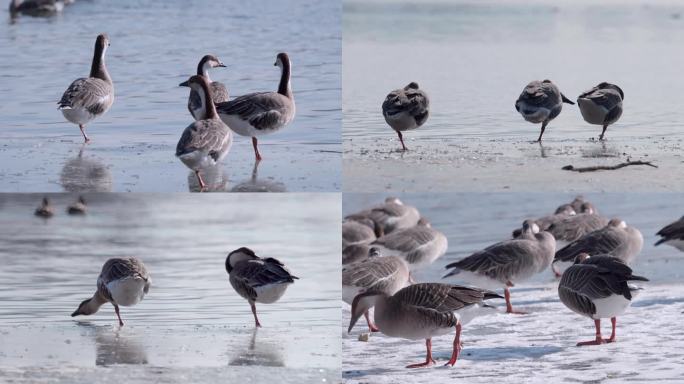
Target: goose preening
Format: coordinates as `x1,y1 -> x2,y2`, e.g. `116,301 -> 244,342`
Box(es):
444,220 -> 556,314
515,80 -> 574,142
216,52 -> 295,162
187,55 -> 229,120
177,75 -> 233,190
67,196 -> 87,215
345,197 -> 420,236
34,197 -> 54,218
71,257 -> 151,326
577,82 -> 624,140
381,82 -> 430,151
58,34 -> 114,143
225,247 -> 298,327
342,217 -> 378,249
655,216 -> 684,252
371,218 -> 447,271
9,0 -> 64,17
552,218 -> 643,277
558,254 -> 647,346
349,283 -> 502,368
343,249 -> 410,332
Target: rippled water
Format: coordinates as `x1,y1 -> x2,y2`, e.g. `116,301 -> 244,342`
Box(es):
344,0 -> 684,142
0,0 -> 341,192
0,193 -> 341,382
343,192 -> 684,284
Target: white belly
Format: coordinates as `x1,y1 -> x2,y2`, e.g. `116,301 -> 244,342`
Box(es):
384,111 -> 418,132
255,282 -> 292,304
664,239 -> 684,252
577,99 -> 608,125
591,294 -> 632,319
445,270 -> 504,291
62,107 -> 96,126
456,303 -> 497,326
220,114 -> 284,137
178,148 -> 228,171
107,278 -> 147,307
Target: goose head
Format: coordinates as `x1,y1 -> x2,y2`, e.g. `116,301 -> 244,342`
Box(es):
226,247 -> 259,273
348,291 -> 385,333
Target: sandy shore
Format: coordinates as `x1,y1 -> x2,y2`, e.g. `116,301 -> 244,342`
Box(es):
343,136 -> 684,192
343,283 -> 684,383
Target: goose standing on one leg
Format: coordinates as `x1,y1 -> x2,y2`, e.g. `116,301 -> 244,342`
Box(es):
558,254 -> 647,346
349,283 -> 502,368
187,55 -> 229,120
71,257 -> 151,326
655,216 -> 684,251
225,247 -> 298,327
577,82 -> 623,140
216,53 -> 295,162
58,34 -> 114,143
176,75 -> 233,190
382,82 -> 429,151
515,80 -> 574,142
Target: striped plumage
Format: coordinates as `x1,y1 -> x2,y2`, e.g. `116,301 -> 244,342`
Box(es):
342,217 -> 377,248
515,79 -> 574,142
225,247 -> 298,327
188,55 -> 229,120
371,219 -> 447,271
577,82 -> 624,140
655,216 -> 684,251
177,75 -> 233,190
381,82 -> 429,150
71,257 -> 151,326
349,283 -> 502,368
558,254 -> 647,346
58,34 -> 114,143
547,213 -> 609,249
216,52 -> 295,161
512,204 -> 576,239
345,197 -> 420,236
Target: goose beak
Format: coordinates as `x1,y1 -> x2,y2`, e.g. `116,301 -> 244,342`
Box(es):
218,62 -> 226,68
179,80 -> 189,87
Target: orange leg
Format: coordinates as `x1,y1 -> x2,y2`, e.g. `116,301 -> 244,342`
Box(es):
505,287 -> 527,314
577,319 -> 604,346
363,310 -> 380,332
250,302 -> 262,328
406,339 -> 436,368
252,137 -> 262,161
445,322 -> 462,366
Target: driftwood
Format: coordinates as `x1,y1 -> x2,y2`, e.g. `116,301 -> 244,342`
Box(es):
562,161 -> 657,173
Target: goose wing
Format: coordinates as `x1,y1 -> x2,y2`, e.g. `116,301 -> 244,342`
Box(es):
445,240 -> 537,283
216,92 -> 291,130
58,77 -> 112,114
554,227 -> 623,262
175,120 -> 230,159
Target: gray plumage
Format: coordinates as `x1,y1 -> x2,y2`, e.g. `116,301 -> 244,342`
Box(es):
372,221 -> 447,270
343,244 -> 372,265
97,257 -> 151,302
553,218 -> 644,265
382,82 -> 429,150
188,55 -> 229,120
34,197 -> 53,218
343,218 -> 377,248
10,0 -> 64,16
342,255 -> 409,305
577,82 -> 624,140
547,213 -> 609,245
515,79 -> 574,142
346,197 -> 420,236
512,204 -> 576,239
225,247 -> 297,305
655,216 -> 684,251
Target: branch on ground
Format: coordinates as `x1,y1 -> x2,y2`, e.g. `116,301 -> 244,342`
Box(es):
562,161 -> 658,173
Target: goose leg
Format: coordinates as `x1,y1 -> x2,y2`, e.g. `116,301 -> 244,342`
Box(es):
536,121 -> 548,142
599,124 -> 607,141
604,317 -> 617,343
577,319 -> 604,346
406,339 -> 435,368
445,322 -> 462,366
363,310 -> 380,332
252,137 -> 262,161
113,304 -> 124,327
250,302 -> 262,328
194,170 -> 206,190
79,124 -> 90,143
504,287 -> 527,314
397,131 -> 407,151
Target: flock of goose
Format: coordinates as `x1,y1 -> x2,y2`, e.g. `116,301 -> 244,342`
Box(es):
33,196 -> 86,217
343,197 -> 683,368
56,33 -> 295,189
382,80 -> 623,150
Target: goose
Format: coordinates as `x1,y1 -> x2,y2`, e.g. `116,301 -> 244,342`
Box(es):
187,55 -> 229,120
547,212 -> 609,253
343,249 -> 410,332
225,247 -> 298,327
552,218 -> 643,277
34,197 -> 54,218
558,254 -> 647,346
345,197 -> 420,236
349,283 -> 502,368
382,82 -> 430,151
655,216 -> 684,251
577,82 -> 624,140
58,34 -> 114,143
177,75 -> 233,190
9,0 -> 64,16
342,217 -> 378,248
343,244 -> 373,265
71,257 -> 151,326
512,204 -> 576,239
67,196 -> 87,215
444,220 -> 556,314
567,196 -> 598,215
216,52 -> 295,162
371,218 -> 447,271
515,79 -> 574,142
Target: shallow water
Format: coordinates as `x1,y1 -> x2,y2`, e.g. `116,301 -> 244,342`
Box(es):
343,0 -> 684,182
0,193 -> 341,383
0,0 -> 341,192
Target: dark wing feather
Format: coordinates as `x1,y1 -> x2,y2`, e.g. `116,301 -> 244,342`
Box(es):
175,120 -> 230,157
445,240 -> 537,283
58,77 -> 112,112
655,217 -> 684,244
579,88 -> 622,110
548,214 -> 609,242
215,92 -> 289,131
554,227 -> 623,262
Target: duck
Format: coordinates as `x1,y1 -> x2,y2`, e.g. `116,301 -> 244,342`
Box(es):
576,82 -> 624,140
348,283 -> 502,368
225,247 -> 298,327
67,196 -> 87,215
9,0 -> 64,17
444,220 -> 556,314
71,257 -> 151,326
655,216 -> 684,251
187,55 -> 229,120
558,254 -> 647,346
371,218 -> 447,271
515,79 -> 574,142
381,82 -> 430,151
177,75 -> 233,190
216,52 -> 295,162
552,218 -> 643,277
58,34 -> 114,143
34,197 -> 54,218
